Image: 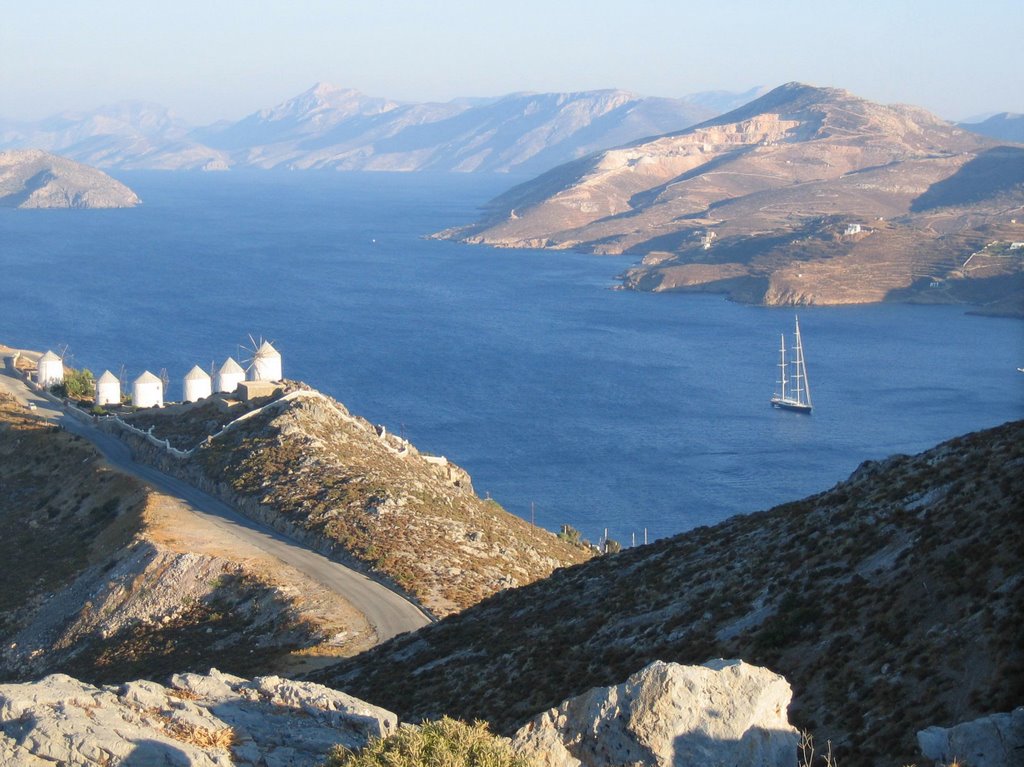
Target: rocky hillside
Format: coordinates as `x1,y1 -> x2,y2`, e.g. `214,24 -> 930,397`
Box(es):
0,149 -> 140,208
315,419 -> 1024,767
0,394 -> 375,686
115,385 -> 591,617
1,83 -> 718,174
441,82 -> 1024,313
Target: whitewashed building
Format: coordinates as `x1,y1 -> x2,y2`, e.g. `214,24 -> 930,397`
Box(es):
182,365 -> 212,402
95,370 -> 121,406
132,371 -> 164,408
215,357 -> 246,393
249,341 -> 282,382
37,350 -> 64,388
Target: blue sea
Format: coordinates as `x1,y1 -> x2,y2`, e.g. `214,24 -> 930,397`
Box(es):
2,171 -> 1022,544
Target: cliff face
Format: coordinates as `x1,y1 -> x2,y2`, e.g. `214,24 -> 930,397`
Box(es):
0,149 -> 140,208
118,386 -> 592,617
316,419 -> 1024,767
441,83 -> 1024,312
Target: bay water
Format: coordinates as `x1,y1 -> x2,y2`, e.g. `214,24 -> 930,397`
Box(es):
2,171 -> 1021,544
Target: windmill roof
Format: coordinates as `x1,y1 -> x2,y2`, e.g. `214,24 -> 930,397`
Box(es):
97,370 -> 119,384
184,365 -> 210,381
257,341 -> 279,355
134,370 -> 162,385
39,350 -> 61,362
219,357 -> 245,374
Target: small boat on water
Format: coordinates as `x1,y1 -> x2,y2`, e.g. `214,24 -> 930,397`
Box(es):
771,316 -> 813,414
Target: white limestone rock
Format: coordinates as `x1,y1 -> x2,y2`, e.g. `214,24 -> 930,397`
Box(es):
512,659 -> 799,767
0,669 -> 397,766
917,707 -> 1024,767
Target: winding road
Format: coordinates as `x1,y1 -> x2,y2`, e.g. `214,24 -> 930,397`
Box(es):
0,365 -> 432,643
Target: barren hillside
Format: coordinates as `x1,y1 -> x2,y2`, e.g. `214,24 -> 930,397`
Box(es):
0,394 -> 374,685
316,419 -> 1024,767
441,83 -> 1024,313
115,385 -> 592,617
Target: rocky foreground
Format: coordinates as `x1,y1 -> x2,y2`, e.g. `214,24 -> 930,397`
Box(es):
440,82 -> 1024,313
2,661 -> 1018,766
0,149 -> 139,208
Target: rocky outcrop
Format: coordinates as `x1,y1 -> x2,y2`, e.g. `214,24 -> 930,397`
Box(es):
917,708 -> 1024,767
0,149 -> 139,208
513,660 -> 798,767
0,669 -> 396,766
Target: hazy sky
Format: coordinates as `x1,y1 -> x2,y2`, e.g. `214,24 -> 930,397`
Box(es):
3,0 -> 1021,124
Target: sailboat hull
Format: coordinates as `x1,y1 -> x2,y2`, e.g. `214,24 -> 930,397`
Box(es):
771,396 -> 812,414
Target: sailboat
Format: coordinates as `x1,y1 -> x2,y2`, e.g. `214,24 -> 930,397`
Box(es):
771,316 -> 813,414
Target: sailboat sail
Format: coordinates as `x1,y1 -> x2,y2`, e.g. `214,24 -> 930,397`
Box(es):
771,317 -> 813,413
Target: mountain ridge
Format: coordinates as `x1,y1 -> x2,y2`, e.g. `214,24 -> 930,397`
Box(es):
0,83 -> 752,174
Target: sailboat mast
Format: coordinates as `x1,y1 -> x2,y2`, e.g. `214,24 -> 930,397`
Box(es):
778,333 -> 788,400
795,317 -> 811,407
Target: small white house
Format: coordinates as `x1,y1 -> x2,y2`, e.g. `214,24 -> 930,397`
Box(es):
95,370 -> 121,406
37,350 -> 64,388
249,341 -> 282,382
132,370 -> 164,408
182,365 -> 212,403
215,357 -> 246,393
844,223 -> 862,236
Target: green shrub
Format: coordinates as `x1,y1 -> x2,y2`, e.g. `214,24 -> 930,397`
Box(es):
323,717 -> 534,767
50,367 -> 95,400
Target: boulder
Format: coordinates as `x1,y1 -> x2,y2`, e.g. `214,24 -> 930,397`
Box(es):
0,669 -> 397,766
917,707 -> 1024,767
512,659 -> 798,767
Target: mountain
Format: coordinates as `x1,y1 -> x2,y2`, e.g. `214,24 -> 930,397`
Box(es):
0,149 -> 140,208
440,83 -> 1024,313
0,102 -> 228,171
0,83 -> 721,175
314,419 -> 1024,767
960,112 -> 1024,143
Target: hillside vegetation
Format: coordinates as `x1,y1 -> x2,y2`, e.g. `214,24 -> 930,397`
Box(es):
119,386 -> 592,616
315,419 -> 1024,767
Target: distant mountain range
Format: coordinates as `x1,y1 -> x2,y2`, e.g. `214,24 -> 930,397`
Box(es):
0,84 -> 766,175
440,82 -> 1024,313
959,112 -> 1024,143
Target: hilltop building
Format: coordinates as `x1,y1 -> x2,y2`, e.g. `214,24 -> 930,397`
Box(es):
215,358 -> 246,393
37,350 -> 64,388
132,371 -> 163,408
183,365 -> 212,402
249,341 -> 282,382
95,370 -> 121,406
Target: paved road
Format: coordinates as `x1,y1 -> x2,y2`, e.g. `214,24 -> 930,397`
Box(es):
0,367 -> 432,643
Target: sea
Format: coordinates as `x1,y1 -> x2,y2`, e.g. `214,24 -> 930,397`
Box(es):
2,171 -> 1022,545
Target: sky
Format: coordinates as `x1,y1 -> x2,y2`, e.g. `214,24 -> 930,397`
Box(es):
2,0 -> 1022,124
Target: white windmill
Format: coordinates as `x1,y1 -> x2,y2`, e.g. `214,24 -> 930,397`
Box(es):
95,370 -> 121,406
215,357 -> 246,393
243,335 -> 282,382
183,365 -> 212,402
